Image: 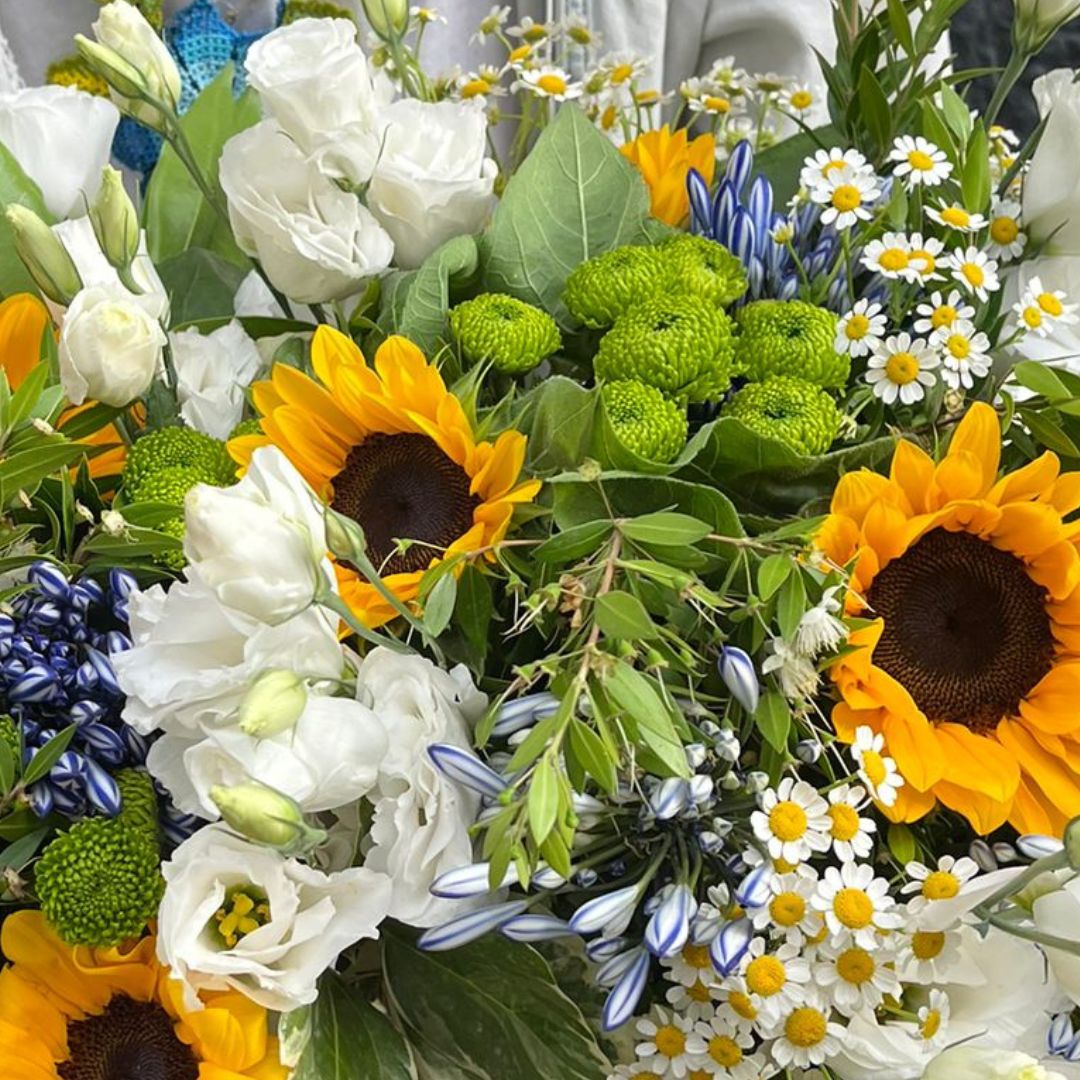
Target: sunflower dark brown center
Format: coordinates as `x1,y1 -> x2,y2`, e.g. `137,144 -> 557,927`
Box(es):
865,527 -> 1055,731
59,996 -> 198,1080
331,432 -> 479,577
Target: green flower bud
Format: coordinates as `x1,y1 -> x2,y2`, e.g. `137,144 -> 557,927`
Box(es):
74,35 -> 148,102
324,505 -> 369,565
89,166 -> 140,278
237,670 -> 308,737
723,375 -> 842,456
6,204 -> 82,305
601,379 -> 688,463
734,300 -> 849,389
360,0 -> 409,38
449,293 -> 562,375
210,781 -> 326,854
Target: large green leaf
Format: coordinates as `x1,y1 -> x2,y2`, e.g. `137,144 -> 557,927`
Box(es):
753,124 -> 845,206
478,105 -> 656,327
143,65 -> 260,267
158,248 -> 247,326
291,973 -> 414,1080
0,141 -> 54,299
382,923 -> 609,1080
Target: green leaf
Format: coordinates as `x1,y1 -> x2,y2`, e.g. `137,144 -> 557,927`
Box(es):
158,248 -> 248,326
757,554 -> 792,601
887,822 -> 917,865
528,757 -> 560,845
0,442 -> 87,508
535,520 -> 613,564
144,65 -> 260,266
1012,360 -> 1070,402
0,826 -> 48,872
291,972 -> 413,1080
478,105 -> 657,327
921,102 -> 959,165
516,377 -> 602,475
23,725 -> 77,787
886,0 -> 915,54
856,67 -> 891,152
0,140 -> 54,298
939,83 -> 973,141
0,737 -> 15,794
1019,407 -> 1080,457
423,572 -> 458,638
604,662 -> 690,778
619,511 -> 711,547
383,923 -> 609,1080
756,690 -> 791,753
455,565 -> 493,665
777,572 -> 808,639
594,590 -> 657,640
961,124 -> 991,214
567,718 -> 617,796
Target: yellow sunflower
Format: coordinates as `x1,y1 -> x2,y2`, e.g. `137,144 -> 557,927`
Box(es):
620,125 -> 717,228
819,403 -> 1080,836
0,909 -> 287,1080
228,326 -> 541,628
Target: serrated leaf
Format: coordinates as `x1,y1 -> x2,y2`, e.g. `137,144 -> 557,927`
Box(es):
756,690 -> 791,752
423,572 -> 457,638
757,554 -> 792,601
22,724 -> 77,787
619,512 -> 712,546
594,590 -> 657,640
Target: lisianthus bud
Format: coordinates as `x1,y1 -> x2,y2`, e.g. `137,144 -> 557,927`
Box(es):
5,205 -> 82,305
924,1046 -> 1065,1080
1013,0 -> 1080,51
89,166 -> 139,280
210,781 -> 326,853
73,36 -> 147,101
237,669 -> 308,737
324,505 -> 369,564
360,0 -> 409,38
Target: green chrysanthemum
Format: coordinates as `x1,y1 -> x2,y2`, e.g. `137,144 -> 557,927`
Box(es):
115,769 -> 160,833
0,715 -> 18,761
282,0 -> 355,21
449,294 -> 562,374
734,300 -> 850,388
601,380 -> 688,463
35,771 -> 163,947
563,245 -> 666,328
655,234 -> 748,307
723,376 -> 841,456
594,295 -> 735,403
229,417 -> 264,441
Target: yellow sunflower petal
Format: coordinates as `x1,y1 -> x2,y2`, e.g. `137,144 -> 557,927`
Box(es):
942,401 -> 1000,497
1050,471 -> 1080,516
987,451 -> 1059,506
311,324 -> 365,382
1027,540 -> 1080,601
933,779 -> 1012,834
0,969 -> 68,1062
1019,661 -> 1080,734
930,449 -> 990,506
173,987 -> 273,1073
0,293 -> 50,391
996,717 -> 1080,822
888,438 -> 933,515
0,1015 -> 58,1080
930,723 -> 1020,803
878,781 -> 937,824
1010,776 -> 1063,836
882,711 -> 945,792
272,363 -> 364,444
829,470 -> 893,525
988,501 -> 1066,559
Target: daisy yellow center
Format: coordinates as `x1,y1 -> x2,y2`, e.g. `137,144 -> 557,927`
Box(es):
921,870 -> 961,900
885,351 -> 920,385
1024,305 -> 1044,328
687,979 -> 713,1003
911,250 -> 936,274
769,800 -> 808,841
860,749 -> 887,786
634,89 -> 661,104
921,1009 -> 942,1040
523,24 -> 548,41
746,955 -> 787,996
654,1025 -> 686,1058
537,73 -> 568,95
879,248 -> 910,272
991,216 -> 1020,244
461,78 -> 490,98
601,103 -> 618,130
770,891 -> 807,927
1038,292 -> 1064,316
822,159 -> 846,175
213,888 -> 270,948
709,1035 -> 744,1067
833,887 -> 874,929
790,90 -> 813,109
610,62 -> 634,84
835,947 -> 875,985
946,334 -> 971,360
911,930 -> 946,960
845,313 -> 871,340
785,1007 -> 828,1048
961,262 -> 985,287
705,95 -> 731,113
806,914 -> 829,945
931,304 -> 957,329
727,990 -> 758,1020
689,1072 -> 711,1080
774,857 -> 799,873
682,943 -> 712,969
828,803 -> 861,841
508,44 -> 531,61
831,184 -> 862,212
908,149 -> 935,171
940,206 -> 971,228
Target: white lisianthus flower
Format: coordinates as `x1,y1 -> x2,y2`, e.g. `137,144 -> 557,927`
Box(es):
170,321 -> 263,439
367,99 -> 498,269
146,693 -> 389,819
1032,876 -> 1080,1007
184,446 -> 333,625
220,120 -> 394,303
158,823 -> 392,1011
58,283 -> 166,406
358,648 -> 488,927
1024,70 -> 1080,256
924,1047 -> 1066,1080
244,18 -> 384,186
113,576 -> 344,735
0,86 -> 119,219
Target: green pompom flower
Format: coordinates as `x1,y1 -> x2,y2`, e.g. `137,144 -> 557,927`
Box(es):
115,770 -> 160,834
564,245 -> 666,328
595,295 -> 735,403
0,715 -> 18,761
35,776 -> 163,947
723,376 -> 842,456
282,0 -> 354,22
449,294 -> 562,374
601,380 -> 688,463
735,300 -> 850,389
228,417 -> 263,441
655,234 -> 748,307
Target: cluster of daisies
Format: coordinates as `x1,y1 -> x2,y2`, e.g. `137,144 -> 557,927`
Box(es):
605,737 -> 1006,1080
797,134 -> 1078,408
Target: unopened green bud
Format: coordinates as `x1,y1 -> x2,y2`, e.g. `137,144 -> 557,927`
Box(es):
324,506 -> 368,564
360,0 -> 409,38
237,670 -> 308,737
5,205 -> 82,305
90,166 -> 139,277
74,35 -> 148,100
210,781 -> 325,853
1064,814 -> 1080,870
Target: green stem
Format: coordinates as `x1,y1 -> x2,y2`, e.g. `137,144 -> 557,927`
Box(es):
985,911 -> 1080,955
984,48 -> 1030,130
316,589 -> 413,655
974,849 -> 1068,916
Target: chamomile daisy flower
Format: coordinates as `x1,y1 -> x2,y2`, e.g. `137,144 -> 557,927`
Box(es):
608,1064 -> 670,1080
766,991 -> 845,1070
727,939 -> 810,1023
563,16 -> 601,48
835,299 -> 886,358
707,55 -> 748,91
813,862 -> 903,947
751,779 -> 832,865
516,66 -> 584,101
809,167 -> 881,230
1013,276 -> 1080,336
814,939 -> 902,1015
635,1007 -> 697,1078
944,246 -> 1000,301
914,289 -> 975,335
687,1015 -> 762,1080
688,91 -> 739,118
456,69 -> 507,103
665,942 -> 720,988
936,319 -> 991,390
889,135 -> 953,187
782,84 -> 817,115
901,855 -> 979,916
799,148 -> 868,193
987,197 -> 1026,261
907,232 -> 946,281
600,52 -> 648,87
472,4 -> 510,44
506,15 -> 552,42
896,924 -> 967,983
862,232 -> 919,281
666,976 -> 722,1021
750,870 -> 821,946
717,987 -> 761,1033
824,785 -> 876,862
927,203 -> 989,233
850,726 -> 904,806
915,989 -> 951,1050
866,332 -> 940,405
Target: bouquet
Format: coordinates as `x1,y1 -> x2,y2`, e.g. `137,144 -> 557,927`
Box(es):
5,1 -> 1080,1078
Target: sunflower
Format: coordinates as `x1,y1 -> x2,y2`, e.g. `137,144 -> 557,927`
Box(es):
620,125 -> 716,228
0,909 -> 287,1080
228,327 -> 541,628
819,403 -> 1080,836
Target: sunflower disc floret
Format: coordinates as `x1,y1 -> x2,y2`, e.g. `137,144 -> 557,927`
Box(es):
563,244 -> 667,328
594,295 -> 735,403
724,376 -> 840,456
735,300 -> 850,388
601,379 -> 689,463
449,293 -> 562,374
656,234 -> 748,306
